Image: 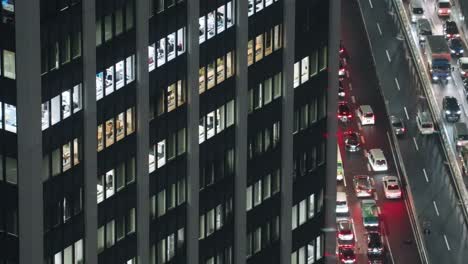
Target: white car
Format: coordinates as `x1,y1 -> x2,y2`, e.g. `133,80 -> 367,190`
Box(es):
356,105 -> 375,125
382,176 -> 402,199
367,149 -> 388,172
336,191 -> 349,214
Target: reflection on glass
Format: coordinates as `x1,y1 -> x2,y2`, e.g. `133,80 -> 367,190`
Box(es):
116,113 -> 125,141
63,142 -> 71,171
157,140 -> 166,168
207,11 -> 215,39
248,0 -> 254,16
51,95 -> 61,125
149,146 -> 155,173
177,80 -> 185,106
97,124 -> 104,151
199,117 -> 205,143
227,51 -> 234,78
62,90 -> 71,119
177,28 -> 185,55
217,6 -> 225,34
105,66 -> 114,96
149,44 -> 156,71
199,17 -> 206,43
266,0 -> 273,6
167,33 -> 176,61
73,84 -> 82,113
105,118 -> 114,147
227,1 -> 234,28
207,62 -> 215,89
167,84 -> 176,112
116,61 -> 125,89
207,111 -> 215,139
216,106 -> 225,133
106,170 -> 115,198
96,72 -> 104,100
199,67 -> 206,94
217,57 -> 225,84
126,55 -> 135,83
41,102 -> 49,130
248,40 -> 254,66
255,35 -> 263,62
157,38 -> 166,67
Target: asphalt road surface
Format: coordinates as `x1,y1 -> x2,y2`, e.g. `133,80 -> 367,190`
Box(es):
350,0 -> 468,262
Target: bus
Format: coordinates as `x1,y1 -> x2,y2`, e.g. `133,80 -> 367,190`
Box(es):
361,199 -> 379,228
337,144 -> 344,181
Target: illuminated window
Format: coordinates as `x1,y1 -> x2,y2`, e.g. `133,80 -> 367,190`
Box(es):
294,62 -> 300,88
157,140 -> 166,168
62,90 -> 71,119
207,61 -> 215,89
167,84 -> 176,112
62,142 -> 71,171
227,1 -> 234,27
301,57 -> 309,83
226,51 -> 234,78
126,55 -> 135,83
126,108 -> 135,135
274,24 -> 282,50
206,111 -> 215,139
207,11 -> 215,39
265,29 -> 273,56
199,67 -> 206,94
216,56 -> 225,84
105,118 -> 114,147
199,16 -> 206,44
177,80 -> 185,106
51,95 -> 61,125
248,40 -> 254,66
116,113 -> 125,141
73,84 -> 83,113
116,61 -> 124,89
167,33 -> 176,61
4,103 -> 16,133
96,72 -> 104,100
41,102 -> 50,130
73,138 -> 80,165
149,44 -> 156,71
3,50 -> 15,79
217,5 -> 225,34
97,124 -> 104,151
177,27 -> 186,55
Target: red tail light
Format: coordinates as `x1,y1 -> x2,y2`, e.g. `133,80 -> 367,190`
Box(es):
348,114 -> 352,118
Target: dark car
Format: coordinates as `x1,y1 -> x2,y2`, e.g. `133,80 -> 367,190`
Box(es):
367,254 -> 384,264
339,247 -> 356,264
449,38 -> 464,56
367,231 -> 384,256
390,115 -> 406,135
338,102 -> 352,122
443,96 -> 461,122
344,131 -> 361,152
339,81 -> 345,100
444,20 -> 460,39
339,60 -> 346,80
417,18 -> 432,44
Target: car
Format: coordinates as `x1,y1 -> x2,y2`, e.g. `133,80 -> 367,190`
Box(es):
436,0 -> 452,17
390,115 -> 406,135
344,131 -> 361,152
416,110 -> 435,134
339,60 -> 346,79
443,96 -> 461,122
449,38 -> 464,56
336,191 -> 349,214
353,175 -> 373,197
356,105 -> 375,125
367,231 -> 384,256
337,102 -> 352,122
458,57 -> 468,79
367,255 -> 384,264
367,149 -> 388,172
444,20 -> 460,39
338,81 -> 345,100
339,247 -> 356,264
417,18 -> 432,44
337,219 -> 354,242
382,176 -> 402,199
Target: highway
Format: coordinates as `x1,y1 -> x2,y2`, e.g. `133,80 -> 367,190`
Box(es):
353,0 -> 468,262
337,1 -> 422,263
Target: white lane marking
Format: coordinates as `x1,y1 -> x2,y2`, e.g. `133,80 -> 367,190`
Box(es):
374,192 -> 379,201
394,77 -> 401,91
349,83 -> 353,91
377,22 -> 382,36
351,95 -> 356,104
360,135 -> 366,144
423,168 -> 429,183
386,49 -> 392,62
444,234 -> 451,251
377,206 -> 381,214
369,0 -> 373,8
433,200 -> 440,216
413,137 -> 419,151
358,123 -> 362,131
404,106 -> 410,120
343,175 -> 347,187
351,219 -> 357,242
367,163 -> 372,171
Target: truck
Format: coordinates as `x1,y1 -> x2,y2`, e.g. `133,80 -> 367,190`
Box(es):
426,35 -> 452,82
361,199 -> 379,228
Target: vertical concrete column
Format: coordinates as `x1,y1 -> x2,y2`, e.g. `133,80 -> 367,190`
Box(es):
234,0 -> 248,262
136,0 -> 150,263
82,0 -> 98,262
324,0 -> 340,263
186,0 -> 200,263
280,0 -> 296,263
16,1 -> 43,263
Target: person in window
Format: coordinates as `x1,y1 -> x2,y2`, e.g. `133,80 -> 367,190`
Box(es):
167,36 -> 175,53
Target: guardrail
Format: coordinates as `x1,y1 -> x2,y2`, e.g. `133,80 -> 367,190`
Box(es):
391,0 -> 468,247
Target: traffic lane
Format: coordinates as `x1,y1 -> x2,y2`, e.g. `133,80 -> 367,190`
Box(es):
342,4 -> 422,264
365,0 -> 468,261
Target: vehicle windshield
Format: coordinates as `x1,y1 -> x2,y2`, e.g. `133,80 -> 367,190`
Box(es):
364,113 -> 374,118
422,123 -> 433,128
393,121 -> 403,127
413,8 -> 424,14
461,63 -> 468,70
451,39 -> 462,47
458,135 -> 468,141
337,201 -> 347,206
433,63 -> 451,71
388,184 -> 399,190
439,3 -> 451,8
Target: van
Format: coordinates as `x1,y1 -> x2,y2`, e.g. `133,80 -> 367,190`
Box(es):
454,122 -> 468,147
410,0 -> 425,23
416,111 -> 435,134
336,192 -> 349,214
367,149 -> 388,172
356,105 -> 375,125
436,0 -> 451,17
417,18 -> 432,44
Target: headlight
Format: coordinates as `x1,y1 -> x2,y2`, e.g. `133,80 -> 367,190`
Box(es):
451,50 -> 456,53
461,49 -> 464,53
461,70 -> 466,74
446,110 -> 451,114
457,110 -> 462,114
433,76 -> 439,80
447,76 -> 452,80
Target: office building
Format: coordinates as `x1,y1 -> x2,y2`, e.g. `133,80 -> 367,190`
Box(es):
0,0 -> 337,263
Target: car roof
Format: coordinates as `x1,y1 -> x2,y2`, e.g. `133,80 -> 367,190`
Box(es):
359,105 -> 373,113
444,96 -> 459,107
337,191 -> 347,199
390,115 -> 401,123
369,148 -> 384,157
338,220 -> 352,230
